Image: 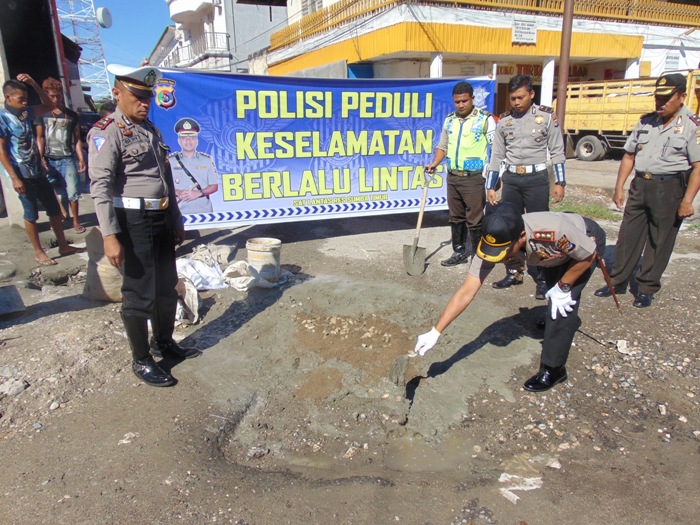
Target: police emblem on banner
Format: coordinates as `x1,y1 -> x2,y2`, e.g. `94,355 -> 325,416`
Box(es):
155,79 -> 177,110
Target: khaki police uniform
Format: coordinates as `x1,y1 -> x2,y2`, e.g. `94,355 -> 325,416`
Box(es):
607,105 -> 700,295
435,107 -> 497,263
470,212 -> 605,368
486,104 -> 566,289
88,104 -> 183,360
487,104 -> 566,212
170,151 -> 218,214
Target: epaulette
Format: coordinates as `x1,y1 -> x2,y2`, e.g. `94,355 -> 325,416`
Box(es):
688,113 -> 700,126
640,111 -> 656,121
196,152 -> 212,158
500,111 -> 510,119
446,111 -> 455,118
478,107 -> 492,117
93,117 -> 113,130
538,105 -> 554,114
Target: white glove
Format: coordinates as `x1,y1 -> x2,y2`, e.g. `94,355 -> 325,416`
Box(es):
414,327 -> 441,356
545,283 -> 577,320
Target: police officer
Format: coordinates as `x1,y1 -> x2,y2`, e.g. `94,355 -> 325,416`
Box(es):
170,117 -> 219,215
594,73 -> 700,308
88,64 -> 200,388
414,202 -> 606,392
485,75 -> 567,298
426,81 -> 496,266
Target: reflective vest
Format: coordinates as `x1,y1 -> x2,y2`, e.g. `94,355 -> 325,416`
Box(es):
444,109 -> 489,172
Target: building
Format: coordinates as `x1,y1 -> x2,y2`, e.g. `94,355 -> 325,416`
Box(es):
150,0 -> 288,73
246,0 -> 700,113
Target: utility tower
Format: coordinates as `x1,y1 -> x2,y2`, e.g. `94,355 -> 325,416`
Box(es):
55,0 -> 110,101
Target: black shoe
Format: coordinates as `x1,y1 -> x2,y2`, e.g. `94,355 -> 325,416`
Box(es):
150,337 -> 202,360
633,292 -> 653,308
492,272 -> 523,289
535,280 -> 548,300
594,284 -> 627,297
523,365 -> 567,392
132,357 -> 176,387
441,251 -> 469,266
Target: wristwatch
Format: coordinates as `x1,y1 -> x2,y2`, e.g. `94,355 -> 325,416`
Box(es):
558,281 -> 571,292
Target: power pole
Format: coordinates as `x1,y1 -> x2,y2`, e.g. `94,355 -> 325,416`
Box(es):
55,0 -> 110,101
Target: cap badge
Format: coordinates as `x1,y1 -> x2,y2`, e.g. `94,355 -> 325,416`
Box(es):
485,234 -> 496,244
659,78 -> 667,85
183,121 -> 192,130
144,70 -> 157,87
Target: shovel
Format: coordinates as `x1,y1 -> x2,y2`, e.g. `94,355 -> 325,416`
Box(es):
403,178 -> 430,275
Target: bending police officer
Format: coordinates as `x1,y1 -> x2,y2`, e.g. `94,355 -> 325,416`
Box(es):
415,202 -> 605,392
425,81 -> 496,265
88,64 -> 200,387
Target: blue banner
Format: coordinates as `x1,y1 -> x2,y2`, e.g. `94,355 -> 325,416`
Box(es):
150,71 -> 496,229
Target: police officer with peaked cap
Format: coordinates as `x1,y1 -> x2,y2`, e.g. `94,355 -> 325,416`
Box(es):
414,202 -> 606,392
170,117 -> 219,215
485,75 -> 567,298
594,72 -> 700,308
88,64 -> 200,387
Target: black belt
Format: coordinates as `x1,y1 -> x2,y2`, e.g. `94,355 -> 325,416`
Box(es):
635,170 -> 684,180
449,170 -> 481,177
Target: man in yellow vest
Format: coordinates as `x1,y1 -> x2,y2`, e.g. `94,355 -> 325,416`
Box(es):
426,81 -> 496,266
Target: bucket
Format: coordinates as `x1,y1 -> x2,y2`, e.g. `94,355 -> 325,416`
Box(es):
246,238 -> 282,282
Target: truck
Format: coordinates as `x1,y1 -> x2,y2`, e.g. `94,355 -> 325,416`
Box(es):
557,70 -> 700,161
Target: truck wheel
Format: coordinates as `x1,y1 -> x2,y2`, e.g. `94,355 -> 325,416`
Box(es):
576,136 -> 606,161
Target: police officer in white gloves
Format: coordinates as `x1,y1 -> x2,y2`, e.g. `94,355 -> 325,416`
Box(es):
414,202 -> 605,392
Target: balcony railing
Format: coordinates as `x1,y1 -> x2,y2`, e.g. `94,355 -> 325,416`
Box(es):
270,0 -> 700,51
161,32 -> 230,68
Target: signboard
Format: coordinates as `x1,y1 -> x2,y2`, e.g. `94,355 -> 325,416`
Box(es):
150,71 -> 496,230
512,20 -> 537,44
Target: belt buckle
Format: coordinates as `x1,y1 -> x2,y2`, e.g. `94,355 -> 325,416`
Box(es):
144,199 -> 152,209
159,197 -> 169,210
516,165 -> 526,175
643,172 -> 653,180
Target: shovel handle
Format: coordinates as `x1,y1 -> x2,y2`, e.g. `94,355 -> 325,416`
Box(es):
413,176 -> 431,244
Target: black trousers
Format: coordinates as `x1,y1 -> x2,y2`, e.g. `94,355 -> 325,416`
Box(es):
539,218 -> 606,368
116,208 -> 178,332
608,175 -> 685,294
501,169 -> 550,215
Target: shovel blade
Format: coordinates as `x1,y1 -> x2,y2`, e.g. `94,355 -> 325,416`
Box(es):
403,244 -> 427,275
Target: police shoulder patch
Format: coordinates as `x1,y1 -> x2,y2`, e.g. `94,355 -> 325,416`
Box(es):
688,113 -> 700,126
538,105 -> 554,114
93,117 -> 113,130
533,230 -> 555,242
556,235 -> 576,253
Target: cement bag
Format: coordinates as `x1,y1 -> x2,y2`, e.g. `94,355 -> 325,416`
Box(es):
82,227 -> 123,302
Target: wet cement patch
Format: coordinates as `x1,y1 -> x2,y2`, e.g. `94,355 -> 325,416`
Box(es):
188,273 -> 545,474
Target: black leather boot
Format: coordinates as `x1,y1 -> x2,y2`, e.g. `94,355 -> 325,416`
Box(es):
122,313 -> 176,387
441,222 -> 469,266
492,270 -> 524,289
523,364 -> 568,392
150,299 -> 201,360
132,357 -> 176,387
594,283 -> 628,297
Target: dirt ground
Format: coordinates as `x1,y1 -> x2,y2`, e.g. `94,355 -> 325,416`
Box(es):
0,183 -> 699,525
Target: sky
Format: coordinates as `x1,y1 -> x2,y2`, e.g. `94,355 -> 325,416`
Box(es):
93,0 -> 174,67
